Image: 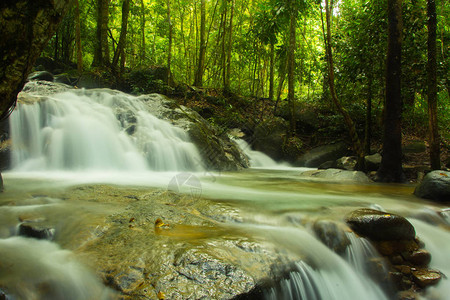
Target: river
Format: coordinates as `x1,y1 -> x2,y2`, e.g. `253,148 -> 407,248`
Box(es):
0,87 -> 449,299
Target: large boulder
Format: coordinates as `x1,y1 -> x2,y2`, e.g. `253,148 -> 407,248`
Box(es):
414,170 -> 450,202
299,168 -> 372,183
297,142 -> 348,167
76,188 -> 298,300
345,208 -> 416,241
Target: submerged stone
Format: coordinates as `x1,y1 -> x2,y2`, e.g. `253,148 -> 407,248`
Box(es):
345,208 -> 416,241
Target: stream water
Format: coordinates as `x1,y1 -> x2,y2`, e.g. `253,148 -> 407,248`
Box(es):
1,89 -> 449,300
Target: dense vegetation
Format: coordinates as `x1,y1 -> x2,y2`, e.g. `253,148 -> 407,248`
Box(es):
4,0 -> 450,181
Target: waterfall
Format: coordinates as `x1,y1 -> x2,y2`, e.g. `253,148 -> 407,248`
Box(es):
0,237 -> 114,300
411,219 -> 450,299
234,138 -> 288,168
246,225 -> 389,300
9,89 -> 203,172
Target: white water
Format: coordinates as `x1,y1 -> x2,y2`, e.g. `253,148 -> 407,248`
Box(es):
0,237 -> 113,300
10,89 -> 203,171
253,226 -> 390,300
411,220 -> 450,299
234,138 -> 290,168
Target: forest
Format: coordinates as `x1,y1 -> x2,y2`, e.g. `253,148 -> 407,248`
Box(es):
1,0 -> 449,181
30,0 -> 447,182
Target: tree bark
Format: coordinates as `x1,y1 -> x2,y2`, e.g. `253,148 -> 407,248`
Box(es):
377,0 -> 405,182
112,0 -> 130,75
193,0 -> 206,87
427,0 -> 440,170
74,0 -> 83,74
0,0 -> 73,119
92,0 -> 110,67
140,0 -> 146,64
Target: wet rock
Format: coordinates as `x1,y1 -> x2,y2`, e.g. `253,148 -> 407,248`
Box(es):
335,156 -> 357,170
403,249 -> 431,266
297,142 -> 348,167
318,160 -> 336,169
78,188 -> 294,300
27,71 -> 54,82
411,269 -> 441,288
365,153 -> 382,172
18,223 -> 55,240
374,240 -> 419,256
312,220 -> 350,254
300,169 -> 371,183
414,170 -> 450,202
345,208 -> 416,241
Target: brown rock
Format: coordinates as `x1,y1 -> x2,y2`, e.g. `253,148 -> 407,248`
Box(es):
346,209 -> 416,241
411,268 -> 441,288
390,255 -> 404,265
375,240 -> 419,256
404,249 -> 431,266
394,265 -> 411,275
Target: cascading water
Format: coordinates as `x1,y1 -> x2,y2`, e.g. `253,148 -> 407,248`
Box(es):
9,89 -> 203,172
234,138 -> 289,168
246,226 -> 390,300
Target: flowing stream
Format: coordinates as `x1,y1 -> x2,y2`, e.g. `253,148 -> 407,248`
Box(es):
1,89 -> 449,299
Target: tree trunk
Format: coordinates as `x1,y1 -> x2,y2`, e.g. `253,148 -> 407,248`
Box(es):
224,0 -> 234,93
364,73 -> 373,155
140,0 -> 146,64
0,0 -> 73,119
112,0 -> 130,75
377,0 -> 405,182
167,0 -> 173,85
324,0 -> 364,162
269,43 -> 275,101
193,0 -> 206,87
287,8 -> 296,137
427,0 -> 440,170
75,0 -> 83,74
92,0 -> 110,67
101,0 -> 110,66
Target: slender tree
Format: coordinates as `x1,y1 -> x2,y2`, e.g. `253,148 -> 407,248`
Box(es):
287,2 -> 297,136
377,0 -> 405,182
74,0 -> 83,74
427,0 -> 440,170
139,0 -> 146,64
224,0 -> 234,92
167,0 -> 173,84
194,0 -> 206,87
112,0 -> 130,75
323,0 -> 364,164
